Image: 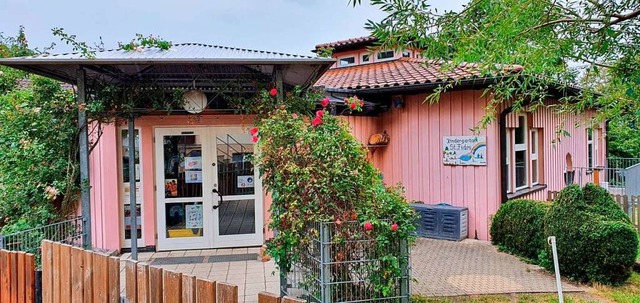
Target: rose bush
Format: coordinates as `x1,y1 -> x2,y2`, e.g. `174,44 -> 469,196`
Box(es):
248,88 -> 416,296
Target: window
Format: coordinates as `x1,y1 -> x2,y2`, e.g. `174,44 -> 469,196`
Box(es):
514,116 -> 528,190
338,56 -> 355,67
530,129 -> 539,185
377,50 -> 394,60
402,51 -> 411,57
362,54 -> 370,63
587,128 -> 597,169
121,129 -> 143,245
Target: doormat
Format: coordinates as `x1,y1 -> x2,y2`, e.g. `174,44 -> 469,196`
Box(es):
150,253 -> 258,265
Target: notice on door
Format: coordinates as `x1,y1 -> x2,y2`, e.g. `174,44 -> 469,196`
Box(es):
237,176 -> 254,188
185,204 -> 203,229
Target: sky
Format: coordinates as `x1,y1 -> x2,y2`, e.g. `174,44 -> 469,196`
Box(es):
0,0 -> 466,56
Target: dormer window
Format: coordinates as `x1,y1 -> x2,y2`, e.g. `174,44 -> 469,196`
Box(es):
338,56 -> 356,67
377,50 -> 394,60
362,54 -> 370,63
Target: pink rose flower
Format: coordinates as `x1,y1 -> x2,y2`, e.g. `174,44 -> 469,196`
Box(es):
249,127 -> 259,135
391,223 -> 399,231
316,110 -> 324,118
364,221 -> 373,231
349,102 -> 356,109
292,113 -> 298,119
270,88 -> 278,96
321,97 -> 330,108
252,135 -> 259,143
311,116 -> 323,127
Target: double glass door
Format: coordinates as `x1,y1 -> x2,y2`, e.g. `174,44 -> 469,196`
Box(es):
155,127 -> 263,251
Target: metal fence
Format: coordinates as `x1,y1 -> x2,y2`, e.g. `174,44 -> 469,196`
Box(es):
0,216 -> 84,266
603,158 -> 640,189
280,221 -> 410,303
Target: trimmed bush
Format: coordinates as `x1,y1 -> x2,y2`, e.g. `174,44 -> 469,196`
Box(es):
545,184 -> 639,285
491,199 -> 549,260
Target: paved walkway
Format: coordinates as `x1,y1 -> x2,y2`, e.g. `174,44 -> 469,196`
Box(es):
119,238 -> 584,301
411,238 -> 583,296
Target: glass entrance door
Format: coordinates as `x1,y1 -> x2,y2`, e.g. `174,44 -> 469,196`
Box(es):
211,128 -> 263,248
155,128 -> 212,250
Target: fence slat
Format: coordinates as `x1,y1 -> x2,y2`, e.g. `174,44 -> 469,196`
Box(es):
41,241 -> 53,303
59,245 -> 72,303
93,254 -> 109,303
125,261 -> 138,303
17,252 -> 25,303
1,251 -> 10,303
257,292 -> 280,303
107,257 -> 120,303
162,271 -> 182,303
25,254 -> 34,303
195,279 -> 215,303
83,249 -> 93,303
148,266 -> 163,303
137,263 -> 150,303
181,275 -> 196,303
52,243 -> 60,303
216,282 -> 237,303
10,252 -> 18,303
70,247 -> 84,303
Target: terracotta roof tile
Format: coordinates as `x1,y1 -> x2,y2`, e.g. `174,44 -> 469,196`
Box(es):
314,58 -> 523,90
315,36 -> 378,50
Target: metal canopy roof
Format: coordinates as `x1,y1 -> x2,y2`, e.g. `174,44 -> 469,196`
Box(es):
0,43 -> 335,91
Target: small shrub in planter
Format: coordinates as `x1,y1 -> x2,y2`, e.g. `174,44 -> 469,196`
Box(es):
544,184 -> 638,285
490,199 -> 549,261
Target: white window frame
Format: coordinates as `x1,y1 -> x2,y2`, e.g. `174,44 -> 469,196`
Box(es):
587,128 -> 597,169
530,129 -> 539,186
506,129 -> 511,193
337,56 -> 356,67
361,53 -> 371,64
513,116 -> 528,191
119,128 -> 145,248
376,50 -> 395,61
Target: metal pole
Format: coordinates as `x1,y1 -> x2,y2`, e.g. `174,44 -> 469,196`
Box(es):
548,236 -> 564,303
128,114 -> 138,261
320,223 -> 331,303
77,68 -> 92,248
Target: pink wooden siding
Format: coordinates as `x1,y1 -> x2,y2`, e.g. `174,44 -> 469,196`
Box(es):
346,91 -> 603,240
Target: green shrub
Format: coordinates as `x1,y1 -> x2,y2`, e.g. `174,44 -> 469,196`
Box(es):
490,199 -> 549,260
545,184 -> 639,285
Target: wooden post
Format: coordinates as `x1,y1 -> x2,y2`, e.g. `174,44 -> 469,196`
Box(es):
162,271 -> 182,303
125,261 -> 138,303
196,279 -> 216,303
148,267 -> 163,303
70,247 -> 84,303
216,282 -> 237,303
77,68 -> 91,248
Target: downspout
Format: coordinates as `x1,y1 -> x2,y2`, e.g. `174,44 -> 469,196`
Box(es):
499,106 -> 513,203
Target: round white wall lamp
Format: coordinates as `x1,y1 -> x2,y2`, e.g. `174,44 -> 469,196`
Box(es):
183,90 -> 207,114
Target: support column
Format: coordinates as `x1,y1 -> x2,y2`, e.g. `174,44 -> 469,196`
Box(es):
274,67 -> 284,103
77,68 -> 92,248
128,114 -> 138,260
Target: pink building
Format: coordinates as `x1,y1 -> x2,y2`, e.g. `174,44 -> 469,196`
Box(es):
0,38 -> 604,253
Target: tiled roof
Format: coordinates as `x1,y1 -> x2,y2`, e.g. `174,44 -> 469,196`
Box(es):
315,36 -> 378,50
314,58 -> 524,91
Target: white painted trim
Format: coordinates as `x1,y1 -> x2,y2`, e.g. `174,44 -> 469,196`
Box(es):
375,50 -> 396,62
337,55 -> 357,67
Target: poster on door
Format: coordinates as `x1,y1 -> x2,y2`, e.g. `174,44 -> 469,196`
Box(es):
237,175 -> 254,188
185,204 -> 203,229
442,136 -> 487,165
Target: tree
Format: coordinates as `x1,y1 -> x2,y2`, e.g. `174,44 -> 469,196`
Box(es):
351,0 -> 640,128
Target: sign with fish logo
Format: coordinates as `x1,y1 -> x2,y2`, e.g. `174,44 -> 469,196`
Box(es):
442,136 -> 487,165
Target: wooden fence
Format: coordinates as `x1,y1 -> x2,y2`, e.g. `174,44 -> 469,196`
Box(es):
41,240 -> 303,303
0,249 -> 36,303
547,191 -> 640,231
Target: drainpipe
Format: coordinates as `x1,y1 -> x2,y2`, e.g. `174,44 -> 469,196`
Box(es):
128,114 -> 138,261
499,106 -> 513,203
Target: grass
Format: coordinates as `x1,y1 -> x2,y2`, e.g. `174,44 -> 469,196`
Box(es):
410,273 -> 640,303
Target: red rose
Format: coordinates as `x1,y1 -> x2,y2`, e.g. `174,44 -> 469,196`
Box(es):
316,110 -> 324,118
321,97 -> 330,108
252,135 -> 259,143
349,102 -> 356,109
311,116 -> 323,127
292,113 -> 298,119
270,88 -> 278,96
359,101 -> 364,107
249,127 -> 259,135
391,223 -> 399,231
364,221 -> 373,231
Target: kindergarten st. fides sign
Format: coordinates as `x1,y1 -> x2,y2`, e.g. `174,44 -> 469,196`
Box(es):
442,136 -> 487,166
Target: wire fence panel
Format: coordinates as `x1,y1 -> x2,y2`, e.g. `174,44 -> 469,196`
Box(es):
0,216 -> 83,267
280,221 -> 410,303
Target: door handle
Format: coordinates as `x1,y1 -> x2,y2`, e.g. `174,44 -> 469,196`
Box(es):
212,188 -> 223,210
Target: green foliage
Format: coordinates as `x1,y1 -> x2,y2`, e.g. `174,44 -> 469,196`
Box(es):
545,184 -> 639,285
118,33 -> 172,51
352,0 -> 640,127
250,89 -> 416,296
490,200 -> 549,261
607,119 -> 640,158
